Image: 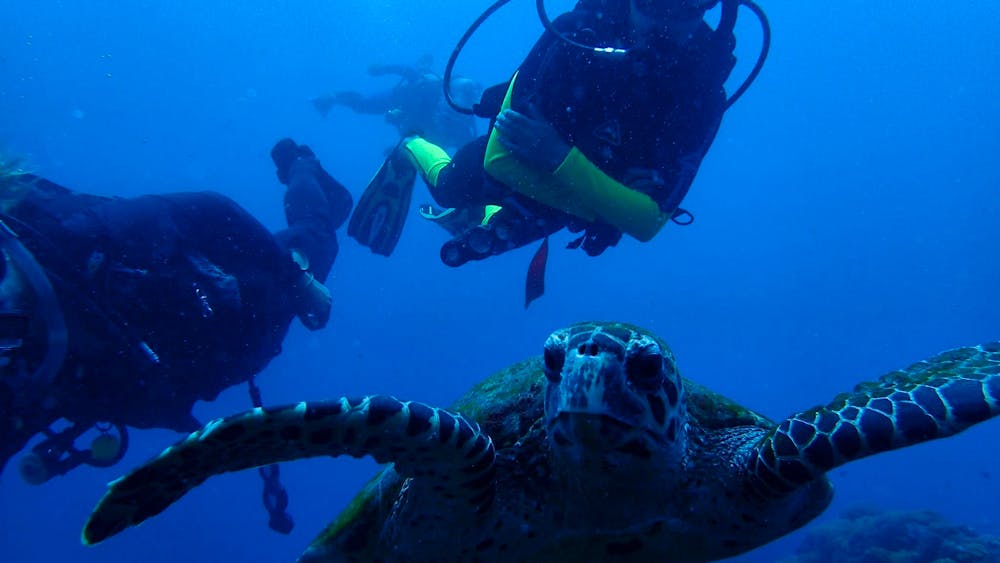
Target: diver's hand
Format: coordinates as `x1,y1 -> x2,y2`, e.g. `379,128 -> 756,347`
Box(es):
384,108 -> 405,126
494,109 -> 571,173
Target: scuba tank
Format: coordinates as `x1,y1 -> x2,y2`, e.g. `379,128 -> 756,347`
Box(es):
443,0 -> 771,115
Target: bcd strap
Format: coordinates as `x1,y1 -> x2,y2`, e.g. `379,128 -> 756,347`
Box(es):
473,80 -> 512,120
248,376 -> 294,534
670,208 -> 694,226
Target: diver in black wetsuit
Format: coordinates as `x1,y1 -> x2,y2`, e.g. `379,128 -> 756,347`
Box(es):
0,143 -> 351,482
380,0 -> 736,266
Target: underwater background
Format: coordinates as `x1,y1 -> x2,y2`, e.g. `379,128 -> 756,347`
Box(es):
1,0 -> 998,561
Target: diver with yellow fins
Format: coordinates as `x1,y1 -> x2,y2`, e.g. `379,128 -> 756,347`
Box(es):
349,0 -> 769,306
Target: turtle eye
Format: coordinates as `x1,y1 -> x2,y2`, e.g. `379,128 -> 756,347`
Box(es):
543,334 -> 566,383
625,343 -> 664,392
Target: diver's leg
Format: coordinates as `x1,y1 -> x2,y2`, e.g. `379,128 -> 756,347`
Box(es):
270,139 -> 333,330
409,135 -> 493,209
407,135 -> 507,237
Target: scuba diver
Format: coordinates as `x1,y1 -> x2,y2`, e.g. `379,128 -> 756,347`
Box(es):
0,139 -> 350,511
311,56 -> 482,151
348,0 -> 768,306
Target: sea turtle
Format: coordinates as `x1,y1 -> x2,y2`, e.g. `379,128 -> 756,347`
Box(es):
82,321 -> 1000,562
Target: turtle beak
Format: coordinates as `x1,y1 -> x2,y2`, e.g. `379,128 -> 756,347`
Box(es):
549,412 -> 648,456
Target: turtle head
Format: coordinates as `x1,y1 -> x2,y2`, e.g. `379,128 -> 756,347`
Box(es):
543,322 -> 686,471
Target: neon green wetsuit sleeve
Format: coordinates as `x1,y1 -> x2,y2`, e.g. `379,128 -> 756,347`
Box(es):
552,148 -> 668,242
404,137 -> 451,187
483,74 -> 667,242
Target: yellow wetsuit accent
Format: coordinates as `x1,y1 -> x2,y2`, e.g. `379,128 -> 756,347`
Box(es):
483,74 -> 668,242
403,137 -> 451,187
551,148 -> 668,242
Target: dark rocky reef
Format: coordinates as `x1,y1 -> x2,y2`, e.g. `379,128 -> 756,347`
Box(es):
782,506 -> 1000,563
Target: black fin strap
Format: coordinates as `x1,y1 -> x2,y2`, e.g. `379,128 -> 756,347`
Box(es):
248,376 -> 294,534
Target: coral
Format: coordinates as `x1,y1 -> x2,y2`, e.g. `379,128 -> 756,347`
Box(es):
782,506 -> 1000,563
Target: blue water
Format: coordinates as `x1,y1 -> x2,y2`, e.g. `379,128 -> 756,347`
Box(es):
2,1 -> 998,561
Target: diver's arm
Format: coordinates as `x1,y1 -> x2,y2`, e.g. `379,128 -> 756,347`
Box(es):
484,79 -> 668,241
368,63 -> 421,82
341,90 -> 396,115
558,53 -> 729,237
486,117 -> 667,241
551,150 -> 667,242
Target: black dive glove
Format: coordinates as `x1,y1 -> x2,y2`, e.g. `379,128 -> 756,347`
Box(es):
567,221 -> 623,257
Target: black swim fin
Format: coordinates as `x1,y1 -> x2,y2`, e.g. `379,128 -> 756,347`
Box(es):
348,143 -> 417,256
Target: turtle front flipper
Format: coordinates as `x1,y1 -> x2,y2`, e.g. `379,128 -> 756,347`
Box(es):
82,396 -> 495,545
748,342 -> 1000,497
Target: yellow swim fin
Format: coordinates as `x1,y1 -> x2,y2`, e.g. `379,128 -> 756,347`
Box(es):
347,141 -> 418,256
